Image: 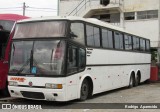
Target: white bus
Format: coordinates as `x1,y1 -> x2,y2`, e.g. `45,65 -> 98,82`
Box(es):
8,16 -> 151,101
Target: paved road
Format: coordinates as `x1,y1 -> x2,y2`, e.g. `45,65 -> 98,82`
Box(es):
0,82 -> 160,112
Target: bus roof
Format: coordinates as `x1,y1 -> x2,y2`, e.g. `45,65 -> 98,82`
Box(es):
17,16 -> 145,38
0,14 -> 29,21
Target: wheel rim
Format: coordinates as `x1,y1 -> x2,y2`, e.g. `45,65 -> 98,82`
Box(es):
81,83 -> 88,98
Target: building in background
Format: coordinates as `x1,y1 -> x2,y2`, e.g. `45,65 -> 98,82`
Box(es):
60,0 -> 159,62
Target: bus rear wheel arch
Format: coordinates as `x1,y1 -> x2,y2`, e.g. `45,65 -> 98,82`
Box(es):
80,77 -> 93,101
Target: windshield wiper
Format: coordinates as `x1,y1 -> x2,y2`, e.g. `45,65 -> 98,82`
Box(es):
15,58 -> 30,75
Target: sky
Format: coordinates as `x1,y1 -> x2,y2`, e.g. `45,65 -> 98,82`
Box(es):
0,0 -> 58,17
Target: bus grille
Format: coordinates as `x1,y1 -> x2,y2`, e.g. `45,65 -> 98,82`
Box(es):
21,91 -> 45,99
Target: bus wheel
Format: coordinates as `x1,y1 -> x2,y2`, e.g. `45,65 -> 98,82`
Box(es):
135,74 -> 140,86
129,75 -> 134,88
1,84 -> 10,97
80,79 -> 89,101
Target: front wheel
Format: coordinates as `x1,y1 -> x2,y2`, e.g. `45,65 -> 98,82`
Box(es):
80,79 -> 89,101
1,85 -> 10,97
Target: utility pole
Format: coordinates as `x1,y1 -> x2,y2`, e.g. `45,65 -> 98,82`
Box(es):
120,0 -> 125,28
57,0 -> 60,16
23,2 -> 26,16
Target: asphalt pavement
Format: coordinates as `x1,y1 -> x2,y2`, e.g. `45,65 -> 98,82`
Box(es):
0,82 -> 160,112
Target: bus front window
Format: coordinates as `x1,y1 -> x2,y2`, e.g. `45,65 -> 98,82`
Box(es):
9,40 -> 66,76
10,41 -> 33,73
14,21 -> 67,39
33,40 -> 65,75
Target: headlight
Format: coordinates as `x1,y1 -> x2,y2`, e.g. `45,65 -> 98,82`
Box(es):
45,83 -> 62,89
8,81 -> 18,86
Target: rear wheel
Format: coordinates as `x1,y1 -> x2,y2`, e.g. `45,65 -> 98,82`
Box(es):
135,75 -> 140,86
80,79 -> 89,101
129,75 -> 134,88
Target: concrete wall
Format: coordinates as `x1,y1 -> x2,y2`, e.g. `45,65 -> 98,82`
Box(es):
124,0 -> 159,12
60,0 -> 122,16
60,0 -> 80,16
60,0 -> 159,15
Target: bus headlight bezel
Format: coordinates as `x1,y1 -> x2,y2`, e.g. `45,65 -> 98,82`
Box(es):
45,83 -> 63,89
8,81 -> 18,86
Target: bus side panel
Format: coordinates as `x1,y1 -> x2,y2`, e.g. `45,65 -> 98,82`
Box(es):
139,64 -> 150,82
65,74 -> 80,101
84,64 -> 150,96
86,49 -> 150,66
0,63 -> 7,90
85,48 -> 151,95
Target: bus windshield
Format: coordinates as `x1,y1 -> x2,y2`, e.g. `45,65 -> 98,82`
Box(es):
9,40 -> 66,76
13,21 -> 67,39
0,20 -> 15,31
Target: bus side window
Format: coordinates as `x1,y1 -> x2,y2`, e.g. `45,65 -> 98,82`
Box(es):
102,29 -> 113,48
79,48 -> 85,70
67,45 -> 78,74
67,45 -> 86,74
0,31 -> 10,59
114,32 -> 124,49
70,23 -> 85,45
124,34 -> 132,50
133,36 -> 140,51
146,40 -> 150,52
86,25 -> 100,47
140,38 -> 146,51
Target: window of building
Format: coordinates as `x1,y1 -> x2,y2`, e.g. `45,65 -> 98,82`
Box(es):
137,10 -> 158,19
86,25 -> 100,47
102,29 -> 113,48
124,34 -> 132,50
140,38 -> 146,51
114,32 -> 124,49
133,36 -> 140,50
124,12 -> 135,20
146,40 -> 150,51
70,23 -> 85,45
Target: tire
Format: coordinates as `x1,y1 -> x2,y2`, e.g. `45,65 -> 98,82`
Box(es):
1,82 -> 10,97
1,86 -> 10,97
80,79 -> 89,101
129,75 -> 134,88
135,75 -> 140,86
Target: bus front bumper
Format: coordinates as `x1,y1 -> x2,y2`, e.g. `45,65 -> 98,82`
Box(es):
8,86 -> 66,101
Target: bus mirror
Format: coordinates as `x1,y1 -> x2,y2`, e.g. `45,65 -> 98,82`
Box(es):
70,32 -> 78,39
69,48 -> 73,62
